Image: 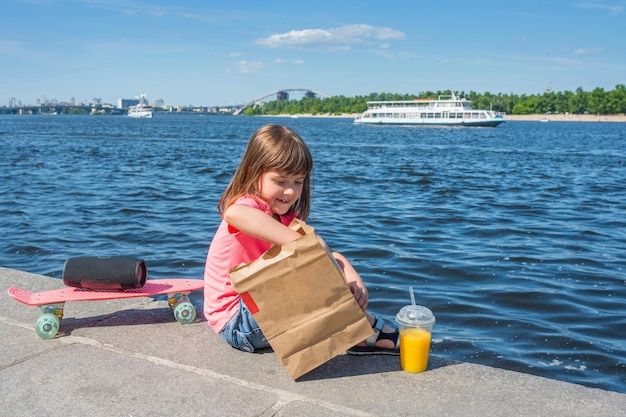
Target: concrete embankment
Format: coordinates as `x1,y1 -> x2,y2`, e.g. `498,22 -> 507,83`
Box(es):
1,267 -> 624,416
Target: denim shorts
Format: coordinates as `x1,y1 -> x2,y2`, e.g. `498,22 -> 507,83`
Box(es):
219,298 -> 270,352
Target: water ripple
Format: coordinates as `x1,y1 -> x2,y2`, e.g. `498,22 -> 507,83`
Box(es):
1,115 -> 625,393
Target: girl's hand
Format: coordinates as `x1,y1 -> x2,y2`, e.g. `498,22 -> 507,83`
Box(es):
328,250 -> 370,311
348,281 -> 369,311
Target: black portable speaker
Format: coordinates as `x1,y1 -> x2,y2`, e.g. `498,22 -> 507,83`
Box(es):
62,256 -> 147,290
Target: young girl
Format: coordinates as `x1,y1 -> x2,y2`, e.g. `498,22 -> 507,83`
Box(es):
203,124 -> 399,355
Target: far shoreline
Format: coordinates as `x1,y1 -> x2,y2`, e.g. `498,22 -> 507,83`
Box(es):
264,113 -> 626,123
503,114 -> 625,122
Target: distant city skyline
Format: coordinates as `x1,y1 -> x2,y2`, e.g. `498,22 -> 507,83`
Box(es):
4,90 -> 315,108
2,1 -> 625,106
5,95 -> 169,109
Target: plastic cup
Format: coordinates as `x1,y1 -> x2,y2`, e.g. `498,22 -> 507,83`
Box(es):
395,305 -> 436,373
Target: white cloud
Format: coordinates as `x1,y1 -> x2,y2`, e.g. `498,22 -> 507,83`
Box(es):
576,2 -> 624,14
275,58 -> 305,65
254,24 -> 406,50
238,60 -> 263,73
573,48 -> 604,55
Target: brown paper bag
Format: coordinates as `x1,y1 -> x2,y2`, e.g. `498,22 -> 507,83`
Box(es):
229,218 -> 373,379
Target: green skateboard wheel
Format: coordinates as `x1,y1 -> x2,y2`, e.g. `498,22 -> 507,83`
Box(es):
36,313 -> 60,339
174,301 -> 196,324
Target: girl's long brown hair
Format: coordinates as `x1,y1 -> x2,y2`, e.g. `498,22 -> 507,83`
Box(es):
218,124 -> 313,220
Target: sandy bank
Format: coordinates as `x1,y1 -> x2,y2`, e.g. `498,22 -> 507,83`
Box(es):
505,114 -> 625,122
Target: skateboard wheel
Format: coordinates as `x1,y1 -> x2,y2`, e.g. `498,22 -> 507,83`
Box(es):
36,313 -> 60,339
174,302 -> 196,324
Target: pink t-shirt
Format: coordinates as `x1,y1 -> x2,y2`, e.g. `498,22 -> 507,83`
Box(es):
203,196 -> 297,333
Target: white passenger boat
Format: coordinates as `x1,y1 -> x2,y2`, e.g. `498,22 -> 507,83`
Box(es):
354,92 -> 505,127
128,94 -> 153,118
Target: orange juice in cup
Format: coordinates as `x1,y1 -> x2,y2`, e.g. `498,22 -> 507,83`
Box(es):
396,305 -> 435,373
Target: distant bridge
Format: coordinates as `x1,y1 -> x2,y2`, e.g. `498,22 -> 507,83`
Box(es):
233,88 -> 329,115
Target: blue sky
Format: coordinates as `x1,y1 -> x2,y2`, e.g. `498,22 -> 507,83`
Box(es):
2,0 -> 625,106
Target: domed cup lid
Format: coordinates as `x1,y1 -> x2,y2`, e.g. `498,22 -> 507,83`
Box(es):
395,305 -> 435,328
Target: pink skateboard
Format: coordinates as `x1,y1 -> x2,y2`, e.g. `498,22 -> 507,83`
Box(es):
8,279 -> 204,339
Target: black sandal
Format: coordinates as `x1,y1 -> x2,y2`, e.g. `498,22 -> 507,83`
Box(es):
347,317 -> 400,356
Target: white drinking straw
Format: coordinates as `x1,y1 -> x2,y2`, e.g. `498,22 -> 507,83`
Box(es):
409,286 -> 416,307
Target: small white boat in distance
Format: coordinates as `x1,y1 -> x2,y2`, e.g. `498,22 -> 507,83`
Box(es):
128,94 -> 153,118
354,92 -> 505,127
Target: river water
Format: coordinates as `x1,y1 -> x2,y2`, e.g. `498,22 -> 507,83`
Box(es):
1,114 -> 624,392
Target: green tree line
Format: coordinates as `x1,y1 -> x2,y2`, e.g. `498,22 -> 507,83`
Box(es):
243,85 -> 626,116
